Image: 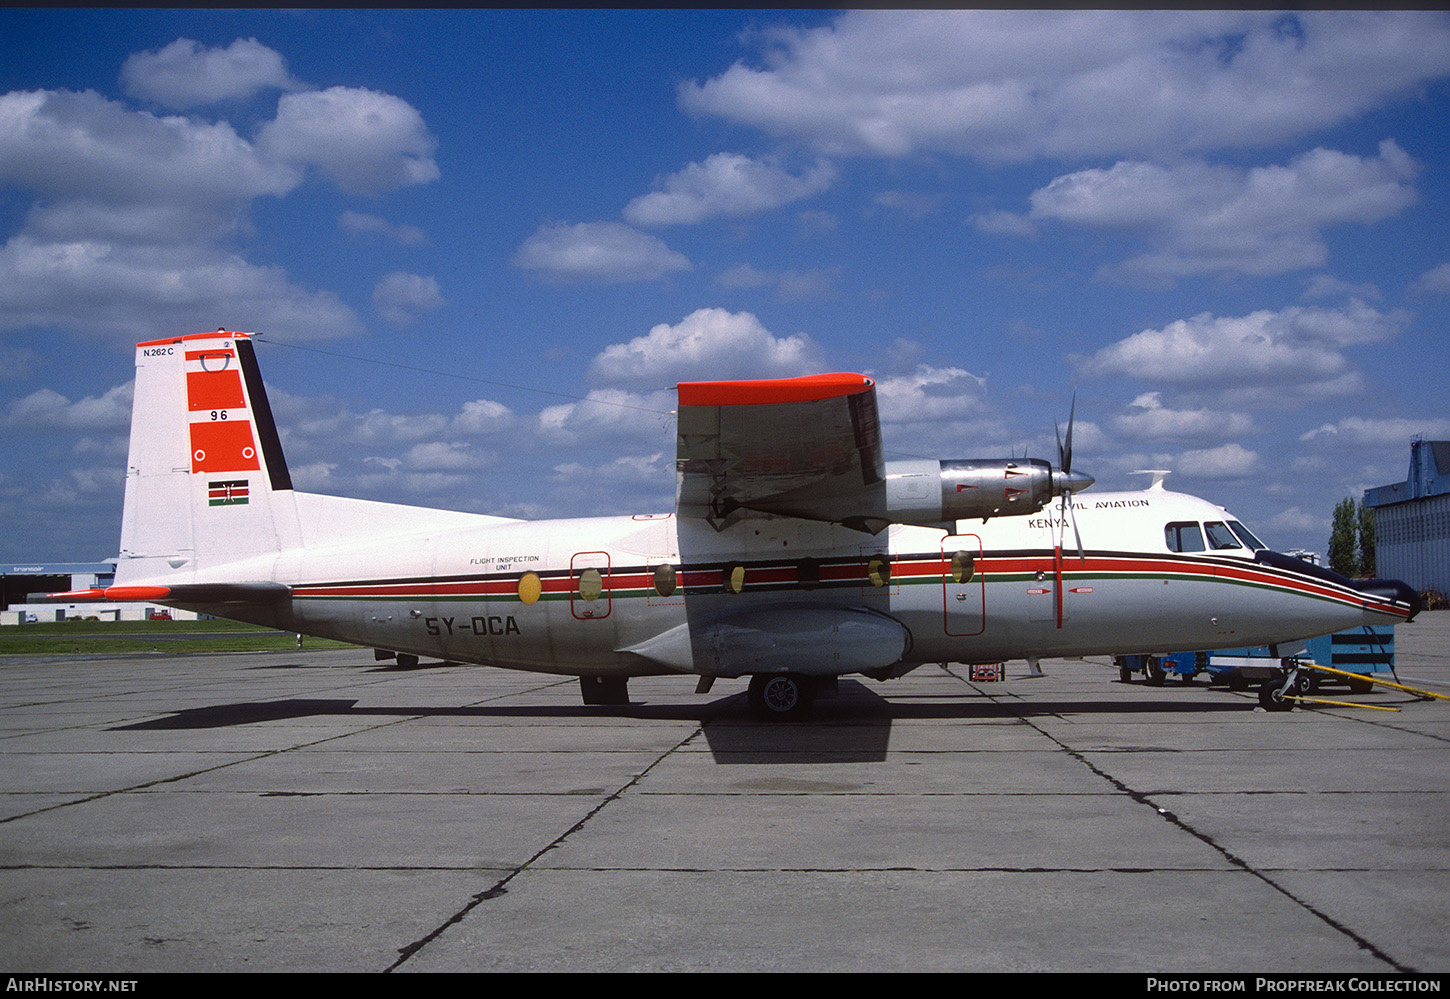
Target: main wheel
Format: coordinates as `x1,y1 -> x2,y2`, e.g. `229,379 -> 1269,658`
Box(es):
747,673 -> 815,721
1258,679 -> 1294,712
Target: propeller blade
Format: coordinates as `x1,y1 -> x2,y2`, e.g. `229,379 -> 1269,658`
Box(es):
1062,394 -> 1076,473
1055,394 -> 1085,563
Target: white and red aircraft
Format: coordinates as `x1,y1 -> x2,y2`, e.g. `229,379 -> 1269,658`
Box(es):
59,330 -> 1421,718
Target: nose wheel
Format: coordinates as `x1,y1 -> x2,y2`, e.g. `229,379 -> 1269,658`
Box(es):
747,673 -> 816,721
1258,678 -> 1294,712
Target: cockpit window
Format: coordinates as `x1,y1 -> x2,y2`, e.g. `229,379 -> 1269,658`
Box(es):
1204,521 -> 1242,550
1165,522 -> 1205,553
1227,520 -> 1265,551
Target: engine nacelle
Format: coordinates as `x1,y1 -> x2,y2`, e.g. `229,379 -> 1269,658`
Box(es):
885,458 -> 1090,525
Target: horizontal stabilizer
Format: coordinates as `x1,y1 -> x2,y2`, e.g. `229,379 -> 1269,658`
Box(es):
48,582 -> 291,605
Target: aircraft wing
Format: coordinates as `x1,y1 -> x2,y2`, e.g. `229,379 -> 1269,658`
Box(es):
675,373 -> 888,532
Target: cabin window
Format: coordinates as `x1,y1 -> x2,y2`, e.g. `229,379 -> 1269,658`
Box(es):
577,567 -> 604,601
867,555 -> 892,587
1165,522 -> 1205,553
1204,521 -> 1242,550
1227,520 -> 1265,551
797,558 -> 821,590
722,563 -> 746,594
950,551 -> 975,583
518,571 -> 542,605
653,563 -> 677,597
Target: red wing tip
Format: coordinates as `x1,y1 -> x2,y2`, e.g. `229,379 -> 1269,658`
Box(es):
677,373 -> 874,407
136,331 -> 252,349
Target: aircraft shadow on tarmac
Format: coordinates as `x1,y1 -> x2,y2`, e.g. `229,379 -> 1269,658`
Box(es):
108,679 -> 1250,765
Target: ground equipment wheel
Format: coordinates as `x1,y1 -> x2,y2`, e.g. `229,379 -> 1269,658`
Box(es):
1144,657 -> 1166,686
747,673 -> 815,721
1258,678 -> 1294,712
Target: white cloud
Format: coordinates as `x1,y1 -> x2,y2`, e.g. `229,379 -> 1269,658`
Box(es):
1177,442 -> 1259,479
452,399 -> 515,436
536,388 -> 677,453
1028,142 -> 1418,279
120,38 -> 301,108
372,272 -> 445,327
340,211 -> 426,246
715,263 -> 774,289
870,190 -> 939,221
587,307 -> 820,387
551,453 -> 669,488
0,78 -> 440,342
0,89 -> 301,242
873,365 -> 989,424
4,382 -> 132,429
257,87 -> 439,196
513,222 -> 691,283
624,153 -> 836,226
969,210 -> 1036,238
1112,392 -> 1256,441
402,441 -> 492,473
716,264 -> 840,301
1266,506 -> 1321,536
1302,274 -> 1380,301
1076,301 -> 1406,400
0,237 -> 362,341
1413,262 -> 1450,294
680,11 -> 1450,162
1299,416 -> 1450,447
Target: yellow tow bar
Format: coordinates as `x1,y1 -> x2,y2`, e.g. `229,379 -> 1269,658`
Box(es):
1283,695 -> 1400,712
1300,661 -> 1450,702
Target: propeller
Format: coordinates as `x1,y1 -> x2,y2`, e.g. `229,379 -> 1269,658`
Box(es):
1053,395 -> 1093,563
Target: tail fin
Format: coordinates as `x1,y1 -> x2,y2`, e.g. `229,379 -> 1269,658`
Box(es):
117,331 -> 300,586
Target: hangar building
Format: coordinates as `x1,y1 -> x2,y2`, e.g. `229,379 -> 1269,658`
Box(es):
1364,440 -> 1450,598
0,561 -> 198,624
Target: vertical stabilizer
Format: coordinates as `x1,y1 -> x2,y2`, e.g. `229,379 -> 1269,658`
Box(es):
117,332 -> 299,585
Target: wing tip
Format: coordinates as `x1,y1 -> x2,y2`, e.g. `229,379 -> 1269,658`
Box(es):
678,372 -> 874,408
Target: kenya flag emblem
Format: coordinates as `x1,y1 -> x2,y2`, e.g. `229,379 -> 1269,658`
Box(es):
208,480 -> 250,506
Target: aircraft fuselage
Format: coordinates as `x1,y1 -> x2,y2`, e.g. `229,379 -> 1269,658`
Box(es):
194,486 -> 1410,680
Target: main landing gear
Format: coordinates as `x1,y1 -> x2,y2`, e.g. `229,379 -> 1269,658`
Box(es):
579,675 -> 630,706
747,673 -> 817,721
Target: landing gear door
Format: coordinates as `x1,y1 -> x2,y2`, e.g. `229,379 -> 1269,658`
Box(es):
570,551 -> 612,620
943,534 -> 985,637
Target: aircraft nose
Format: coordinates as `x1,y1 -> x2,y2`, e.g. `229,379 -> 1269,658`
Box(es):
1052,468 -> 1095,495
1351,577 -> 1424,622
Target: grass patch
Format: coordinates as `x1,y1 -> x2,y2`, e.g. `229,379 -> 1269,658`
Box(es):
0,618 -> 356,655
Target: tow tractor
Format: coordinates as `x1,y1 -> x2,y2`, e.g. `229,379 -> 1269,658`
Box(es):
1117,625 -> 1447,711
1115,651 -> 1206,685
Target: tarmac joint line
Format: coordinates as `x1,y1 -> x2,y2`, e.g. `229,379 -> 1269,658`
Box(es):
384,724 -> 711,973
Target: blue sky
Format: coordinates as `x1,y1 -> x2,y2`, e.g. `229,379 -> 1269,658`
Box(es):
3,9 -> 1450,563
